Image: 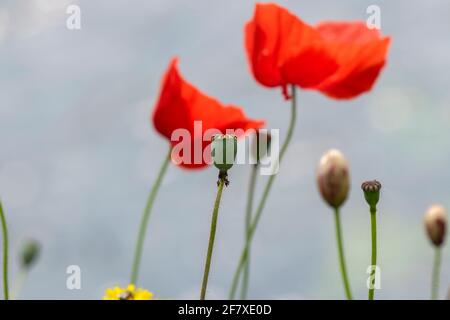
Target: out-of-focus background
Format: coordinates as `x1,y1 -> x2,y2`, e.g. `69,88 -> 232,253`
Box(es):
1,0 -> 450,299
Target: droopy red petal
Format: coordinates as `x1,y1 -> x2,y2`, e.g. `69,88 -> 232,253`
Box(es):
152,59 -> 192,140
314,22 -> 391,99
245,4 -> 285,87
246,4 -> 338,89
244,3 -> 390,99
152,58 -> 264,169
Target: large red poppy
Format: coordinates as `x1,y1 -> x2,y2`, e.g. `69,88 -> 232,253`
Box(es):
152,58 -> 264,169
245,3 -> 391,99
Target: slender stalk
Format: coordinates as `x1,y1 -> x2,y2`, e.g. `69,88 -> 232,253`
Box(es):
431,247 -> 442,300
229,86 -> 297,299
200,177 -> 225,300
11,268 -> 27,300
334,207 -> 352,300
240,164 -> 258,300
0,200 -> 9,300
368,206 -> 377,300
130,147 -> 171,285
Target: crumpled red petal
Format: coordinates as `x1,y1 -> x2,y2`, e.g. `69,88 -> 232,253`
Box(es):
245,3 -> 391,99
153,58 -> 265,169
246,3 -> 337,88
313,22 -> 391,98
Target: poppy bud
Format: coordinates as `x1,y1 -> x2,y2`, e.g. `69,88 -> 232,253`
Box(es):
317,149 -> 350,209
424,205 -> 447,247
252,131 -> 271,164
361,180 -> 382,209
20,239 -> 40,270
211,134 -> 237,173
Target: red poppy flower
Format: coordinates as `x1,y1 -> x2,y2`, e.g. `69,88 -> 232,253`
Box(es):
152,58 -> 265,169
245,3 -> 391,99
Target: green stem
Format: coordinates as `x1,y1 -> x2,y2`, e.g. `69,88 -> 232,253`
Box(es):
431,247 -> 442,300
200,177 -> 225,300
0,200 -> 9,300
240,164 -> 258,300
334,207 -> 352,300
369,206 -> 377,300
229,85 -> 297,299
11,268 -> 27,300
130,147 -> 171,285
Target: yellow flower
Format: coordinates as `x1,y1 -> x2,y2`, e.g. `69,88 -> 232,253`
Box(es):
103,284 -> 154,300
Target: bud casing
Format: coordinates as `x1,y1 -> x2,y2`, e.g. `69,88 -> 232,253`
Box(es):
424,204 -> 447,247
20,239 -> 40,270
316,149 -> 350,209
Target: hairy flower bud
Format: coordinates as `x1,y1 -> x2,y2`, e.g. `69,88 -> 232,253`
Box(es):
20,239 -> 40,270
424,205 -> 447,247
211,134 -> 237,172
317,149 -> 350,209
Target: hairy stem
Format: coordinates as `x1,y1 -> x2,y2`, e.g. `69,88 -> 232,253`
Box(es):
200,177 -> 225,300
130,147 -> 171,285
229,86 -> 297,299
368,206 -> 377,300
240,164 -> 258,300
431,247 -> 442,300
0,200 -> 9,300
334,207 -> 352,300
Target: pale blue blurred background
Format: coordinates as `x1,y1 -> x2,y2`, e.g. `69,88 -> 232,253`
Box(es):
1,0 -> 450,299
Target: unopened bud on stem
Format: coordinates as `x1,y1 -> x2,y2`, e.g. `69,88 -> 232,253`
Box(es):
317,149 -> 350,209
251,131 -> 271,164
20,239 -> 40,270
424,205 -> 447,247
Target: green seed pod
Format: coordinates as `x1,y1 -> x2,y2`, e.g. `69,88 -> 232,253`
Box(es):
361,180 -> 382,209
20,239 -> 41,270
211,134 -> 237,172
